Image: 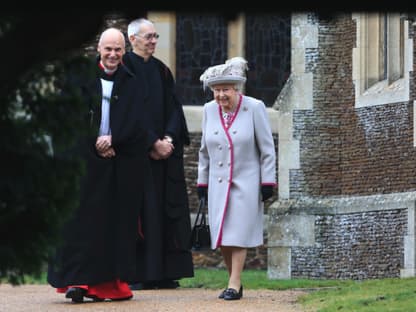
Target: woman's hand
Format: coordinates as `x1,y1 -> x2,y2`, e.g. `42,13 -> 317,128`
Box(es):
261,185 -> 273,201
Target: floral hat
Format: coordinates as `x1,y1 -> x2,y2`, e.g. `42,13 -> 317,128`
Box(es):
199,56 -> 248,90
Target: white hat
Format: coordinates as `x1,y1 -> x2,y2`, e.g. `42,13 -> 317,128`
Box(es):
199,56 -> 248,90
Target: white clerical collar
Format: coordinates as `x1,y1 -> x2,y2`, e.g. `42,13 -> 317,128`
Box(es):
99,61 -> 117,75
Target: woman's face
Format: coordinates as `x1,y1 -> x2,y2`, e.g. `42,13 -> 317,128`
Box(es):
211,83 -> 239,111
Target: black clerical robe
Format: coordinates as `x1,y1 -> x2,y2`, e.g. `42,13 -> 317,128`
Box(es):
123,52 -> 194,283
47,61 -> 148,287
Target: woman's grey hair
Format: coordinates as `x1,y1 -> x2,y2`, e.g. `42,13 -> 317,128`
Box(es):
233,83 -> 244,91
210,83 -> 244,92
127,18 -> 154,37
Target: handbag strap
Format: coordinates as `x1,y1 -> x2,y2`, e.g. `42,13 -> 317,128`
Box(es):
193,197 -> 207,228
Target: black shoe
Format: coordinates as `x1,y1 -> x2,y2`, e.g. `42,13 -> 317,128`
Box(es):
223,285 -> 243,300
65,287 -> 87,303
129,283 -> 144,290
218,288 -> 227,299
158,280 -> 179,289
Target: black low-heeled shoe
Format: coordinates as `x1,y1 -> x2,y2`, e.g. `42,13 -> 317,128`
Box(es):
153,280 -> 180,289
218,288 -> 227,299
129,283 -> 144,290
223,285 -> 243,300
65,287 -> 87,303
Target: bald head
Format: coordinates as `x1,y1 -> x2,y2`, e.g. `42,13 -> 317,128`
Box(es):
98,28 -> 125,48
97,28 -> 125,71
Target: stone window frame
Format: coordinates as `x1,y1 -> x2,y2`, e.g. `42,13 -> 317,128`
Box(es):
352,12 -> 411,108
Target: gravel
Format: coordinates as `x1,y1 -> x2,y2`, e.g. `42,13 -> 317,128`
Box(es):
0,284 -> 308,312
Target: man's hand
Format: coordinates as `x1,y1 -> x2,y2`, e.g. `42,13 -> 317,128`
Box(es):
95,135 -> 115,158
151,138 -> 174,159
149,149 -> 162,160
95,135 -> 112,153
98,146 -> 116,158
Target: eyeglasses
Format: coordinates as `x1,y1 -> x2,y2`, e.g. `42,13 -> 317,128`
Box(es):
136,33 -> 160,40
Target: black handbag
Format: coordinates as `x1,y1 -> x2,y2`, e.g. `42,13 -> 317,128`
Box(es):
190,197 -> 211,251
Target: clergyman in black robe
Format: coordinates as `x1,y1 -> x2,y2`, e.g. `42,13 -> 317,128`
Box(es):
123,18 -> 194,289
47,28 -> 149,303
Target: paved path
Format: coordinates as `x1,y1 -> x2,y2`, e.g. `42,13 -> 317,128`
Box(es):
0,284 -> 308,312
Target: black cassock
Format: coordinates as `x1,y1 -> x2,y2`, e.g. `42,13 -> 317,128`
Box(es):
47,62 -> 149,287
123,52 -> 194,283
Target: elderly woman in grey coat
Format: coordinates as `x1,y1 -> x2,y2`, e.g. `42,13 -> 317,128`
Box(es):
197,57 -> 276,300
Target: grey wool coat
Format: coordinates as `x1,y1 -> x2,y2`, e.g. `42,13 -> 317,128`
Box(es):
197,94 -> 276,249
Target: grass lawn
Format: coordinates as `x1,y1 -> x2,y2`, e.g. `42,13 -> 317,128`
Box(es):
181,269 -> 416,311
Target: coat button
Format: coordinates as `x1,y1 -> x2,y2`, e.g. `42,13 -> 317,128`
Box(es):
218,177 -> 223,183
218,161 -> 223,167
232,129 -> 237,134
214,130 -> 218,135
218,145 -> 222,150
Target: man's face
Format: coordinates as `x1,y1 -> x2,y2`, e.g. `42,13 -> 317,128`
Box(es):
97,35 -> 125,70
132,23 -> 158,57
